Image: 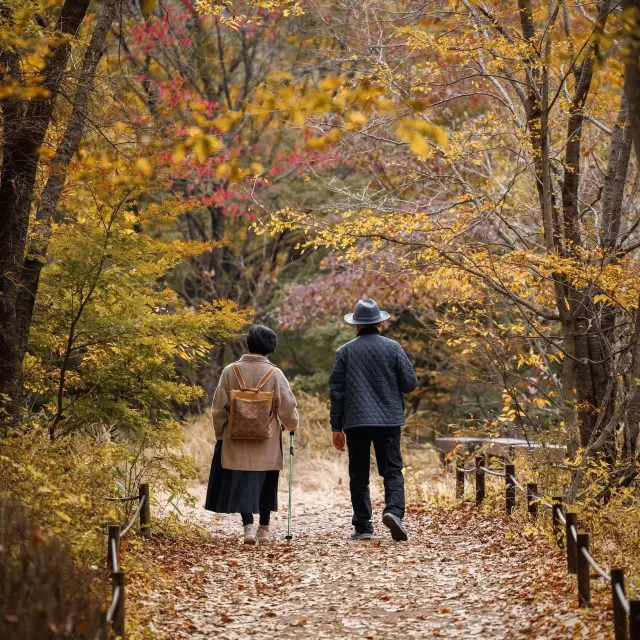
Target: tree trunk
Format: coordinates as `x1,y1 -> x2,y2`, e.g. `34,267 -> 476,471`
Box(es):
623,0 -> 640,455
0,0 -> 91,426
15,0 -> 119,360
624,0 -> 640,168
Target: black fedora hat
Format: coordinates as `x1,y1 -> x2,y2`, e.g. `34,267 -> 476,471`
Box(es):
344,298 -> 390,325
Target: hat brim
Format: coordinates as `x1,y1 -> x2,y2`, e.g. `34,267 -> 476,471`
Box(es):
344,311 -> 390,325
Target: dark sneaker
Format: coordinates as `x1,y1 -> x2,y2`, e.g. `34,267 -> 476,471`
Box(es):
382,513 -> 408,541
351,531 -> 374,540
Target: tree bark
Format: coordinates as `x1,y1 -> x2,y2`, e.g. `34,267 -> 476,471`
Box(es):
0,0 -> 91,426
16,0 -> 119,360
624,0 -> 640,168
623,0 -> 640,455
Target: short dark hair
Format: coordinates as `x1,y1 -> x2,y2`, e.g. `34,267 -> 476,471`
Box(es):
246,324 -> 278,356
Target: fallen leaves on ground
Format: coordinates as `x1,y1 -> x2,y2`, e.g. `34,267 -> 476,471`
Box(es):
131,485 -> 614,639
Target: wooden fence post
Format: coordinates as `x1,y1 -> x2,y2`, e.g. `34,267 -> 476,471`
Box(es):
630,600 -> 640,640
527,483 -> 538,522
565,512 -> 578,574
98,612 -> 109,640
107,525 -> 120,573
611,569 -> 628,640
552,497 -> 563,548
576,532 -> 590,607
505,463 -> 515,515
139,483 -> 151,537
475,456 -> 485,506
112,569 -> 125,638
456,464 -> 464,500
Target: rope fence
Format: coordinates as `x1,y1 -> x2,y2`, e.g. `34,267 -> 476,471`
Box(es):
454,457 -> 639,640
96,482 -> 151,640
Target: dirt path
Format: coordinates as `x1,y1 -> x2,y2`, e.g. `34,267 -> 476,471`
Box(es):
144,473 -> 611,640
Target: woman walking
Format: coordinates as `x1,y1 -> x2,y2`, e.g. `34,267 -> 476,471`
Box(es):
205,325 -> 298,544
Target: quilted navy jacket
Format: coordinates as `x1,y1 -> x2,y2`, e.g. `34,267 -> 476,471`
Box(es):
329,326 -> 417,432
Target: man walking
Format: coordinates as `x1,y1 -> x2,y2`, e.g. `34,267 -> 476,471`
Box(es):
329,298 -> 417,541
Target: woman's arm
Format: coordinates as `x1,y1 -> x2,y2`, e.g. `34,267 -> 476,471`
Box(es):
275,369 -> 299,431
211,367 -> 230,440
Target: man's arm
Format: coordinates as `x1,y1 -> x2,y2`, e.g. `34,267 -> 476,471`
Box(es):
328,348 -> 347,432
396,343 -> 418,393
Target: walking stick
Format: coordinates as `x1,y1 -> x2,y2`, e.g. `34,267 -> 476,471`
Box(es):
285,431 -> 294,541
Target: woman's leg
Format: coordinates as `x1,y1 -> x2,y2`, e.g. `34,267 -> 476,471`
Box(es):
241,512 -> 254,526
258,470 -> 279,524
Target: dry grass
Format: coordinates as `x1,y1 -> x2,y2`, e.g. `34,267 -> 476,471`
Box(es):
182,391 -> 444,502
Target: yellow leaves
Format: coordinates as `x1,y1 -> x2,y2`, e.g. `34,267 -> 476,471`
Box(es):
344,110 -> 367,130
212,111 -> 243,133
141,0 -> 158,16
114,121 -> 133,134
395,118 -> 448,157
172,145 -> 186,164
55,510 -> 72,523
193,137 -> 213,163
172,132 -> 223,165
23,53 -> 47,72
407,132 -> 431,156
216,162 -> 232,179
307,136 -> 328,150
136,158 -> 153,176
0,84 -> 51,100
266,70 -> 295,85
320,77 -> 343,91
250,162 -> 265,176
290,109 -> 305,126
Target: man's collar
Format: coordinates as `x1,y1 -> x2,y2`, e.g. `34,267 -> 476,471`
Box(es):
357,325 -> 380,336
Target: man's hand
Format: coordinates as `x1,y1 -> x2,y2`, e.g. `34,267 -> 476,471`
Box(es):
333,431 -> 346,452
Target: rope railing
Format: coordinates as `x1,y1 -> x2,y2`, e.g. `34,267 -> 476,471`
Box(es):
479,465 -> 506,477
570,524 -> 578,543
121,494 -> 146,538
106,586 -> 121,623
110,538 -> 119,573
97,483 -> 151,640
509,474 -> 527,494
616,583 -> 631,615
453,457 -> 639,639
581,547 -> 611,582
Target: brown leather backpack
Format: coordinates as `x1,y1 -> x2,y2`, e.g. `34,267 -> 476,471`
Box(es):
227,363 -> 276,440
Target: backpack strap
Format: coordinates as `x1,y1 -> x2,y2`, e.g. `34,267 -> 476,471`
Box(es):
232,363 -> 248,390
232,363 -> 276,392
255,366 -> 277,391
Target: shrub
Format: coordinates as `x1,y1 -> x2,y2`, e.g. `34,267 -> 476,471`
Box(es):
0,498 -> 104,639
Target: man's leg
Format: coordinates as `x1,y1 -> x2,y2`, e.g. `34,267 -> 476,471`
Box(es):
345,428 -> 373,533
372,427 -> 405,520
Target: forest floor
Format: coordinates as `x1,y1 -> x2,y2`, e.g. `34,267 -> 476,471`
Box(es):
136,455 -> 615,640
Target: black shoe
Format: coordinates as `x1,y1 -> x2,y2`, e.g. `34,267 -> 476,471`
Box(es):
351,531 -> 374,540
382,513 -> 408,541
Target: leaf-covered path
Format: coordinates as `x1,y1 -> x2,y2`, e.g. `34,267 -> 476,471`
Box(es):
145,480 -> 611,639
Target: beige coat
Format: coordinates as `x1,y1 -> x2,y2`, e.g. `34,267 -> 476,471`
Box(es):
212,354 -> 299,471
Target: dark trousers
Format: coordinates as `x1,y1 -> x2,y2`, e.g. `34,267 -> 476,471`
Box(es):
345,426 -> 405,534
241,511 -> 271,526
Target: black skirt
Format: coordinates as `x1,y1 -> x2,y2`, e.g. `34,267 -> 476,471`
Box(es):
204,441 -> 279,514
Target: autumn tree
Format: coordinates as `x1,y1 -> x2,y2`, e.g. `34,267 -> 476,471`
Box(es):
260,0 -> 640,495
